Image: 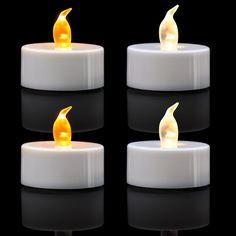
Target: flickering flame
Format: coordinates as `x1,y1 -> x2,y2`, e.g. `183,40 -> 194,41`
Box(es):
159,103 -> 179,148
53,106 -> 72,147
159,5 -> 179,51
53,8 -> 72,49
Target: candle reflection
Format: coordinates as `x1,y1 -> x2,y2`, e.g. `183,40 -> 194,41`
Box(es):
127,186 -> 210,232
161,231 -> 178,236
21,187 -> 104,234
127,88 -> 210,133
21,88 -> 104,133
55,232 -> 72,236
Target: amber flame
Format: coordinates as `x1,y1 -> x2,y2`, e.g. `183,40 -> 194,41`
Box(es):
159,5 -> 179,51
159,103 -> 179,148
53,8 -> 72,49
53,106 -> 72,147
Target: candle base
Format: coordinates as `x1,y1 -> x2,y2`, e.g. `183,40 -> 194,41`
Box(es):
127,141 -> 210,189
21,141 -> 104,189
21,43 -> 104,91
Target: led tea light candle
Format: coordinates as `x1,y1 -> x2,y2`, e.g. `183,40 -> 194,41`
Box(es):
127,103 -> 210,189
127,5 -> 210,91
21,8 -> 104,91
21,106 -> 104,189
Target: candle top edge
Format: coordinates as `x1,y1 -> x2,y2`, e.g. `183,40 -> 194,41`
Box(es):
128,141 -> 209,150
22,141 -> 104,151
128,43 -> 209,53
22,43 -> 104,52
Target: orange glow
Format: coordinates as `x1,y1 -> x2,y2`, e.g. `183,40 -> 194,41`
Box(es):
53,8 -> 72,49
53,106 -> 72,147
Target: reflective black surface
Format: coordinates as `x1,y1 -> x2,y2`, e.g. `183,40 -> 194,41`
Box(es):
127,89 -> 210,133
127,186 -> 209,231
22,88 -> 104,133
3,0 -> 217,234
22,187 -> 104,232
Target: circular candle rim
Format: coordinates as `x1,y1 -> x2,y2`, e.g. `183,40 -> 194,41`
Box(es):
128,43 -> 209,54
128,141 -> 209,151
22,141 -> 103,152
22,43 -> 104,53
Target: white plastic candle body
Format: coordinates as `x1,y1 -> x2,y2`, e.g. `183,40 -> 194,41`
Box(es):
21,43 -> 104,91
127,141 -> 210,189
21,141 -> 104,189
127,43 -> 210,91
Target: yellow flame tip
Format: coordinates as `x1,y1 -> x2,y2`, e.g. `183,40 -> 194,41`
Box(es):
60,106 -> 72,116
167,102 -> 179,113
167,5 -> 179,16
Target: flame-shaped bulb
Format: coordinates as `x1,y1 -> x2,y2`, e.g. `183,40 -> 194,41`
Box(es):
159,5 -> 179,51
53,106 -> 72,147
53,8 -> 72,49
159,102 -> 179,148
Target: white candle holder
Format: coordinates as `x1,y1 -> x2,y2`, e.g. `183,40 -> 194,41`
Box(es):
127,43 -> 210,91
21,141 -> 104,189
21,43 -> 104,91
127,141 -> 210,189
